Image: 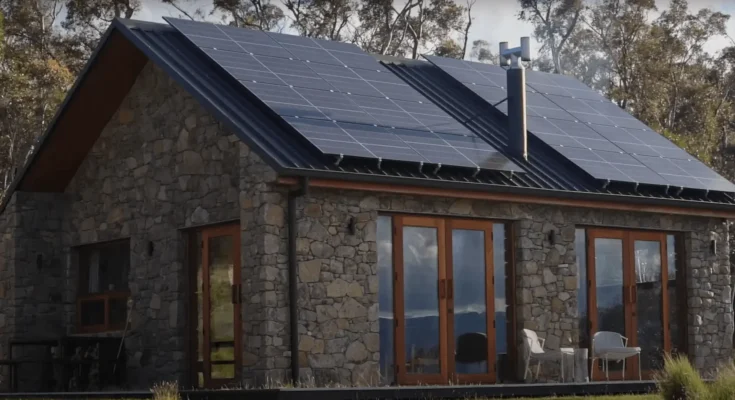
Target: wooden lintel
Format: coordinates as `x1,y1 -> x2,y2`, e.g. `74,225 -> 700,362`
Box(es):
275,176 -> 735,219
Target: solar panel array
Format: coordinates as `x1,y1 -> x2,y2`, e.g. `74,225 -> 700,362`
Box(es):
164,18 -> 524,173
424,55 -> 735,193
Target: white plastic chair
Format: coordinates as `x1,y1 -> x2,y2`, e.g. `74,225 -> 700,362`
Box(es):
522,329 -> 574,382
591,331 -> 642,381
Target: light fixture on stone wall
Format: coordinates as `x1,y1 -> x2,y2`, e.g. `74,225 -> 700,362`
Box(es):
547,230 -> 556,246
348,217 -> 356,236
710,231 -> 717,255
147,241 -> 155,257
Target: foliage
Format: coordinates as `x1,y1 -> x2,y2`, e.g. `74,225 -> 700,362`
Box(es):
151,381 -> 180,400
655,355 -> 708,400
3,0 -> 735,203
212,0 -> 285,31
709,364 -> 735,400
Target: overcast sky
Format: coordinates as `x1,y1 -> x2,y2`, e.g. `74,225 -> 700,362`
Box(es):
135,0 -> 735,59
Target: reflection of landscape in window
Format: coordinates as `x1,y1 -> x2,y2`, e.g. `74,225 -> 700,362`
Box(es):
377,216 -> 394,383
575,229 -> 588,347
377,218 -> 509,379
493,224 -> 507,374
453,229 -> 488,374
403,226 -> 441,374
634,240 -> 663,371
667,235 -> 680,355
594,238 -> 625,372
194,234 -> 237,383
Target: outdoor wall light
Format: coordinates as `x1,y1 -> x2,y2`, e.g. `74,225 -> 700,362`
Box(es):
348,217 -> 357,236
547,230 -> 556,246
147,241 -> 155,257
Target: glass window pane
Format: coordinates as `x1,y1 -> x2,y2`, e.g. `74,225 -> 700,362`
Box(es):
576,229 -> 588,347
80,300 -> 105,327
208,235 -> 235,364
453,228 -> 488,375
594,238 -> 625,373
634,240 -> 663,371
493,224 -> 509,380
109,297 -> 128,327
80,240 -> 130,294
667,235 -> 681,355
211,363 -> 235,379
377,216 -> 394,384
403,226 -> 441,375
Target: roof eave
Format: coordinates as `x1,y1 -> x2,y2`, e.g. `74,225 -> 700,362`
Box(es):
276,167 -> 735,218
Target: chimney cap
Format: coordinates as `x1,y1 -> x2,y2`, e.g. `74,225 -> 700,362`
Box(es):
500,37 -> 532,66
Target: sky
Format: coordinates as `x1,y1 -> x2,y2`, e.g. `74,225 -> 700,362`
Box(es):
135,0 -> 735,59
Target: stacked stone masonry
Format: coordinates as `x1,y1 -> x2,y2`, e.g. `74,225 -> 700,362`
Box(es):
0,60 -> 731,390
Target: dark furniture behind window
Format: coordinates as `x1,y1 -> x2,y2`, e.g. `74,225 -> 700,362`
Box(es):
77,240 -> 130,333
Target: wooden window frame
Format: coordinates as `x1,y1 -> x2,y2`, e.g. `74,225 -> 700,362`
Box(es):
76,239 -> 131,334
76,291 -> 130,333
391,214 -> 512,385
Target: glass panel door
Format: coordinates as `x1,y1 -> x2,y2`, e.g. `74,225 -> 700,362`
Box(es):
448,220 -> 495,383
192,224 -> 241,388
395,216 -> 448,384
588,229 -> 670,381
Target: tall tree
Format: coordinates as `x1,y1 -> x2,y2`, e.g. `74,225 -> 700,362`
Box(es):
212,0 -> 285,30
62,0 -> 140,65
283,0 -> 356,40
0,0 -> 74,198
518,0 -> 584,74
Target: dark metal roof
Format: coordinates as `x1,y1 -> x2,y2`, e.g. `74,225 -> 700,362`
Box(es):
2,18 -> 732,215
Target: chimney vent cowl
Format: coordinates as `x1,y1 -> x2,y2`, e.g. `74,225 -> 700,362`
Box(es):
499,37 -> 531,160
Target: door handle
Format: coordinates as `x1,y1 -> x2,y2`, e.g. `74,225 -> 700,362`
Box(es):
231,284 -> 241,304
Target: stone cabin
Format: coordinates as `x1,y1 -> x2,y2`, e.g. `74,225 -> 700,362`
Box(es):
0,17 -> 734,391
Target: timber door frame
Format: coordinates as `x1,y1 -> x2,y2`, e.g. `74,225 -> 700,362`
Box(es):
587,228 -> 670,381
392,215 -> 501,385
393,215 -> 449,385
446,219 -> 496,384
188,223 -> 242,389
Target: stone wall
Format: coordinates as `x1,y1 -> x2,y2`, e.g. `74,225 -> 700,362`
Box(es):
270,187 -> 732,384
0,191 -> 66,390
59,61 -> 241,389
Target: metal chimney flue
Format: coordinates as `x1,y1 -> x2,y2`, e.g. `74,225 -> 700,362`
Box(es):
500,37 -> 531,161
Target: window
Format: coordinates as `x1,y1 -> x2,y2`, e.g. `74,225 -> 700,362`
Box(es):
378,215 -> 512,385
77,239 -> 130,333
576,228 -> 687,379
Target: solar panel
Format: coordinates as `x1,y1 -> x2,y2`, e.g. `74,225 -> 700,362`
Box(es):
165,18 -> 524,173
425,54 -> 735,192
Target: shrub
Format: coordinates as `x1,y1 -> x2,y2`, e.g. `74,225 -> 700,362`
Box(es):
709,364 -> 735,400
656,355 -> 708,400
152,381 -> 180,400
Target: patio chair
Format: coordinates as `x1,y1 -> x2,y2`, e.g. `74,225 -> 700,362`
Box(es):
591,331 -> 642,381
521,329 -> 574,382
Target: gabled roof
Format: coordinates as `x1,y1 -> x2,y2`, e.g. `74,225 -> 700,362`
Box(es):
3,18 -> 735,216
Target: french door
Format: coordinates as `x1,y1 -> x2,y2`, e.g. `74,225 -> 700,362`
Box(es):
189,224 -> 242,388
587,229 -> 670,380
392,216 -> 502,384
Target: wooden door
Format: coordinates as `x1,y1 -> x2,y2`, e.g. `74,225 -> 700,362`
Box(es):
393,216 -> 499,385
190,224 -> 242,388
587,229 -> 669,381
394,216 -> 449,385
446,219 -> 496,384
